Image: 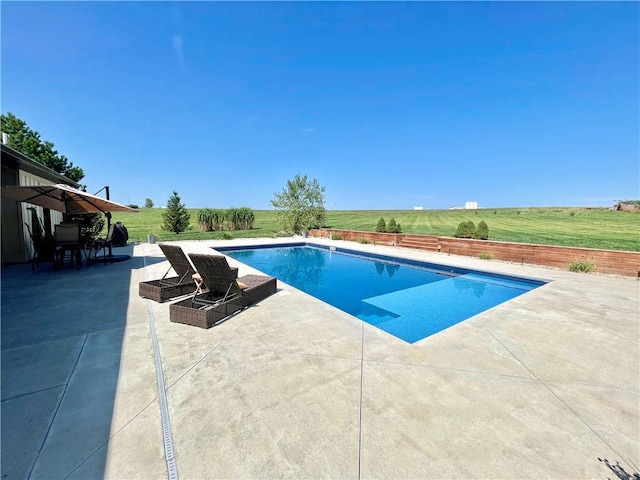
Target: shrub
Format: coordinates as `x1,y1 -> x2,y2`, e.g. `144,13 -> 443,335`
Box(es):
569,260 -> 596,273
396,223 -> 402,233
197,208 -> 215,232
478,252 -> 494,260
237,207 -> 256,230
475,221 -> 489,240
225,207 -> 256,230
454,221 -> 476,238
387,218 -> 398,233
358,237 -> 370,244
212,209 -> 225,231
332,233 -> 343,240
569,211 -> 576,217
225,208 -> 237,230
466,221 -> 476,237
376,217 -> 386,233
68,212 -> 105,247
222,232 -> 233,240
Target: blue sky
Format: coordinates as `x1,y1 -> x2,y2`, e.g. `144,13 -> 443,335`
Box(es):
2,1 -> 638,210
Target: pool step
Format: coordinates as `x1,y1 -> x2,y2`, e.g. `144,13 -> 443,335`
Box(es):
397,235 -> 439,251
359,274 -> 533,343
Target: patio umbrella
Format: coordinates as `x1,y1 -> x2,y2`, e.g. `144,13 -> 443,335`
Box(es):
3,183 -> 137,264
0,183 -> 138,214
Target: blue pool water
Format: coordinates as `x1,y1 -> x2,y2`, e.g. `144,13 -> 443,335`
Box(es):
219,243 -> 545,343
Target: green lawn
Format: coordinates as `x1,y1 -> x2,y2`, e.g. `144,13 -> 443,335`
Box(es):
110,207 -> 640,252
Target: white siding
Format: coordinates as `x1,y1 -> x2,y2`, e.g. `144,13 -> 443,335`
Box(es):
18,172 -> 63,261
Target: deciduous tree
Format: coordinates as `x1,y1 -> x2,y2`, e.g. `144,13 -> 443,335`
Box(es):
0,112 -> 84,182
475,221 -> 489,240
271,174 -> 326,234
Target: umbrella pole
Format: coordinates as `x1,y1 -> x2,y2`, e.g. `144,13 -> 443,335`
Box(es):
105,186 -> 113,257
105,212 -> 112,256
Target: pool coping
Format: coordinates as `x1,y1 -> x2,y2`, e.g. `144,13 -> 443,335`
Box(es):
218,241 -> 548,344
217,239 -> 551,282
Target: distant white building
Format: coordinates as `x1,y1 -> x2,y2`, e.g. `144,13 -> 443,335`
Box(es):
449,202 -> 479,210
413,206 -> 424,210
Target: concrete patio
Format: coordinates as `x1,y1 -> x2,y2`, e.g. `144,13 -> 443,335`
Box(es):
1,238 -> 638,479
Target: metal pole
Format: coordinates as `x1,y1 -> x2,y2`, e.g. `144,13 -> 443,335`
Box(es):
105,186 -> 113,257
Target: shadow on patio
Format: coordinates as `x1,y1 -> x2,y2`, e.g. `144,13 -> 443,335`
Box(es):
1,245 -> 159,479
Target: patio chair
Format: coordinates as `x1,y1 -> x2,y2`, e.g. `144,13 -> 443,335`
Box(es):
24,222 -> 50,270
169,253 -> 277,328
90,223 -> 115,266
54,222 -> 82,269
138,244 -> 238,303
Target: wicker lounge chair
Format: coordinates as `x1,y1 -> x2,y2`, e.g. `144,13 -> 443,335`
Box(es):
169,253 -> 277,328
138,244 -> 200,303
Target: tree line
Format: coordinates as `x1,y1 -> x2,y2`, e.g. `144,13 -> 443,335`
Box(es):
1,112 -> 84,182
160,192 -> 257,234
1,114 -> 327,238
161,174 -> 326,236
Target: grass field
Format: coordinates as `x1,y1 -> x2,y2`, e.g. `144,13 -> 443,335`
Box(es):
109,207 -> 640,252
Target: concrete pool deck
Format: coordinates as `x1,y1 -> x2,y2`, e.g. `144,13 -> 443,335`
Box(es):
1,237 -> 638,479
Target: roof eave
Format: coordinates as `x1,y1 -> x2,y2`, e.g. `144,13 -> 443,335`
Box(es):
1,143 -> 80,187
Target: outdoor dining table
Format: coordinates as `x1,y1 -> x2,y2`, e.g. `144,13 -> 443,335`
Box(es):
54,240 -> 83,269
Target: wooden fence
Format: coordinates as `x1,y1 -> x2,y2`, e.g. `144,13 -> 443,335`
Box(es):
309,229 -> 640,277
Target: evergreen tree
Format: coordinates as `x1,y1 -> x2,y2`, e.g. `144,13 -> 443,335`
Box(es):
161,191 -> 190,234
465,221 -> 477,238
454,221 -> 476,238
376,217 -> 387,233
387,218 -> 398,233
475,221 -> 489,240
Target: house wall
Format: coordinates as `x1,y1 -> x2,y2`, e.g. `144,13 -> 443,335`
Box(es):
1,170 -> 64,263
1,142 -> 81,265
1,166 -> 24,263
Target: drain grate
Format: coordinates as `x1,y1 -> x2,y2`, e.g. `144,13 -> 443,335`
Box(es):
144,250 -> 178,480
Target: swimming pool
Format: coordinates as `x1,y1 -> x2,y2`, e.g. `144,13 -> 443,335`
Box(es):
218,243 -> 545,343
